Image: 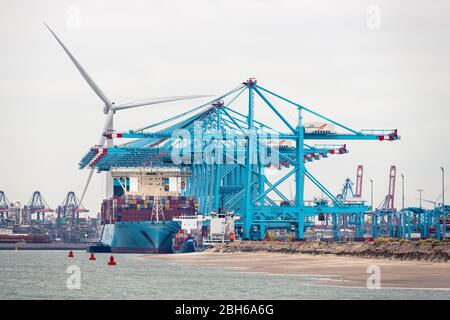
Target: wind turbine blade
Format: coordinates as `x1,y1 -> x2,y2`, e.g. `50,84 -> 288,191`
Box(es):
44,22 -> 113,107
117,95 -> 213,106
414,197 -> 436,204
113,95 -> 213,111
79,168 -> 94,206
80,110 -> 114,206
80,109 -> 114,204
435,185 -> 449,203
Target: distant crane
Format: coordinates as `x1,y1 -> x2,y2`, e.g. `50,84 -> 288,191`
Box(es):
379,166 -> 396,210
24,191 -> 54,223
0,191 -> 10,219
337,178 -> 354,202
56,192 -> 89,225
331,166 -> 365,239
372,166 -> 397,238
337,165 -> 363,202
355,165 -> 363,198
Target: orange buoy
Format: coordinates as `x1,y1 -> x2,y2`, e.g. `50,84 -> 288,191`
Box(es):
108,255 -> 117,266
68,250 -> 74,258
89,253 -> 96,261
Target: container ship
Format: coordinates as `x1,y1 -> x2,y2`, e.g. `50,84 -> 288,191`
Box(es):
89,169 -> 198,254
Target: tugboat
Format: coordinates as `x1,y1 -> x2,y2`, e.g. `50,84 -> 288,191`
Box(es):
172,214 -> 208,253
87,242 -> 112,253
172,229 -> 197,253
87,225 -> 112,253
171,210 -> 238,253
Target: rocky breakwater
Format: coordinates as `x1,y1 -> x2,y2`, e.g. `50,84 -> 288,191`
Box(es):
208,239 -> 450,262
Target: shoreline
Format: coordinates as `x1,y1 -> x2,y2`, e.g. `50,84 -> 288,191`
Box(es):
145,241 -> 450,289
208,240 -> 450,262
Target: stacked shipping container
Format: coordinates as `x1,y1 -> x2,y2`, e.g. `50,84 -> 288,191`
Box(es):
101,195 -> 197,224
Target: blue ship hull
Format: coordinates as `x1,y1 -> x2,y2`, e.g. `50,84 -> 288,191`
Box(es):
100,221 -> 180,254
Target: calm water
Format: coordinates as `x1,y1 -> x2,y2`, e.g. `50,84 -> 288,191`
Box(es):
0,250 -> 449,300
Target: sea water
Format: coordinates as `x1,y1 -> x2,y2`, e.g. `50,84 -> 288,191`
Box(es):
0,250 -> 449,300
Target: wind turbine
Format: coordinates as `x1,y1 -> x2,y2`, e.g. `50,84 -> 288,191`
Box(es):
414,185 -> 449,208
44,23 -> 212,204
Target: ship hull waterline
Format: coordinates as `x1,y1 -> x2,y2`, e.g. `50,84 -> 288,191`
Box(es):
98,221 -> 180,254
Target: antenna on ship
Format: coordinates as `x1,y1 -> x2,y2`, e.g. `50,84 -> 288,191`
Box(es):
151,190 -> 165,223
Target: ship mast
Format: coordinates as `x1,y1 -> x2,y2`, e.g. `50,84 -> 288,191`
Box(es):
151,190 -> 165,223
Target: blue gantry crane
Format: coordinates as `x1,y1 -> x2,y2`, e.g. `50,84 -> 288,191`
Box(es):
326,165 -> 366,240
79,78 -> 400,240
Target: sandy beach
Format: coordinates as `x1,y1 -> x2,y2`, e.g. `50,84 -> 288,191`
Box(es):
146,251 -> 450,289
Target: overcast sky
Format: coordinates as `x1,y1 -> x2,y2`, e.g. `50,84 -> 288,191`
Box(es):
0,0 -> 449,214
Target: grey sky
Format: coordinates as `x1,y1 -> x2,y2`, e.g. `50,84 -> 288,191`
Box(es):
0,0 -> 449,214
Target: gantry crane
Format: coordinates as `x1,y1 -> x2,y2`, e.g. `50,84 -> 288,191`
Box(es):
23,191 -> 54,224
329,165 -> 365,239
0,191 -> 10,219
372,166 -> 399,238
56,191 -> 89,225
79,78 -> 400,240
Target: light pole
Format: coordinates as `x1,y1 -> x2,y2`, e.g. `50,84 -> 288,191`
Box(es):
441,167 -> 445,240
370,179 -> 374,213
401,174 -> 405,210
370,178 -> 375,238
417,189 -> 424,208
